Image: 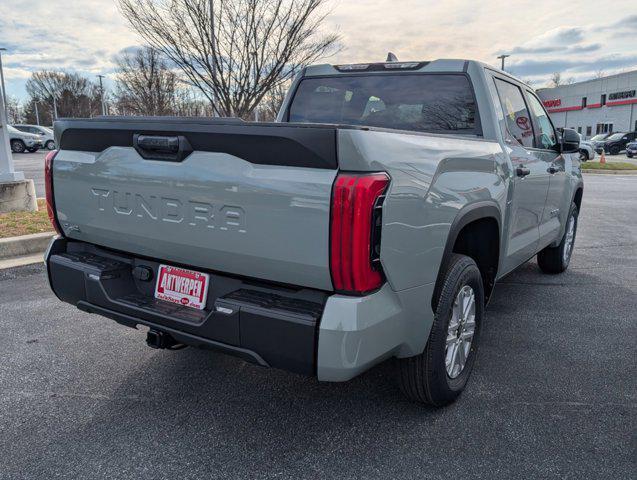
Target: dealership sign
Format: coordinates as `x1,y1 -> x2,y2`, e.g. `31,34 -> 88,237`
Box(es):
543,99 -> 562,108
609,90 -> 636,100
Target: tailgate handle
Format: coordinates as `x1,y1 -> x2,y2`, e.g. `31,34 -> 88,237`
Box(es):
133,134 -> 192,162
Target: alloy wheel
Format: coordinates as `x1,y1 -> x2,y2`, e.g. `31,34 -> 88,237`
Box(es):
445,285 -> 476,379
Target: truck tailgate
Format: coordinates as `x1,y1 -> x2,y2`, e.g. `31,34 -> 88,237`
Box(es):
52,119 -> 338,290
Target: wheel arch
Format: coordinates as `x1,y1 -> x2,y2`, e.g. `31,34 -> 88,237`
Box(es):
432,202 -> 502,310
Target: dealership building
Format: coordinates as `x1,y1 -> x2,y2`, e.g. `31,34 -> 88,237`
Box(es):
537,69 -> 637,139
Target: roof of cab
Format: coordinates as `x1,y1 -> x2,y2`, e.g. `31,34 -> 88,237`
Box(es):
303,59 -> 531,87
303,59 -> 472,76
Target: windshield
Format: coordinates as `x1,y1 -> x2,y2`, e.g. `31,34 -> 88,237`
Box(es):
590,134 -> 609,141
607,133 -> 625,140
288,74 -> 478,135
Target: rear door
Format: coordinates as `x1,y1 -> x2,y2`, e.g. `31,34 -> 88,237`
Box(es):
490,76 -> 550,272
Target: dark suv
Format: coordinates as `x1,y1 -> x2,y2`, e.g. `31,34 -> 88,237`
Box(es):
598,131 -> 637,155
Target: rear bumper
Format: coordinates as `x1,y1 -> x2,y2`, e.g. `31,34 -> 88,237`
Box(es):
45,238 -> 324,375
45,238 -> 434,381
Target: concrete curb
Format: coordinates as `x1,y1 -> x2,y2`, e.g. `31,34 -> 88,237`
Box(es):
0,254 -> 45,270
0,232 -> 54,260
583,169 -> 637,175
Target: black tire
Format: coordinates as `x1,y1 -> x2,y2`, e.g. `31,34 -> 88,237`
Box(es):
537,202 -> 578,274
398,254 -> 484,406
10,139 -> 25,153
609,145 -> 620,155
627,153 -> 633,158
579,149 -> 589,161
45,140 -> 55,150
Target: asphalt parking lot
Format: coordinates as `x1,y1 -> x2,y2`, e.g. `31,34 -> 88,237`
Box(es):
0,174 -> 635,480
11,150 -> 48,197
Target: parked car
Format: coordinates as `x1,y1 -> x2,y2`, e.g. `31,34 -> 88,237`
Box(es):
13,124 -> 55,150
578,133 -> 595,161
626,141 -> 637,158
589,132 -> 612,152
44,59 -> 583,406
597,131 -> 637,155
7,125 -> 44,153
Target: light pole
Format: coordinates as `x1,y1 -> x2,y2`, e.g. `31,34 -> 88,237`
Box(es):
0,48 -> 8,123
97,74 -> 106,116
0,79 -> 25,183
497,54 -> 510,71
34,99 -> 40,125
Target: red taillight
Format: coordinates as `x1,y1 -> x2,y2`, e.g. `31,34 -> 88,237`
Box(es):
44,150 -> 62,235
330,172 -> 389,294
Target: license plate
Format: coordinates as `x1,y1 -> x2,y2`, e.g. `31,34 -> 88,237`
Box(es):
154,264 -> 209,310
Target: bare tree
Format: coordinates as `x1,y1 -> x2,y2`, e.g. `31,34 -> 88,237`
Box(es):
25,71 -> 102,119
117,0 -> 341,118
114,46 -> 178,115
549,72 -> 562,87
259,81 -> 288,121
172,88 -> 216,116
5,96 -> 23,124
593,69 -> 606,79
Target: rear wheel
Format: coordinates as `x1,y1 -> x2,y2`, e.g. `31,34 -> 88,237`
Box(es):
537,203 -> 578,274
10,140 -> 25,153
627,153 -> 634,158
610,145 -> 620,155
45,140 -> 55,150
398,254 -> 484,406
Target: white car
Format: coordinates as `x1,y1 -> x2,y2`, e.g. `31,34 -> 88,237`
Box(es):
578,133 -> 595,161
6,125 -> 44,153
12,124 -> 55,150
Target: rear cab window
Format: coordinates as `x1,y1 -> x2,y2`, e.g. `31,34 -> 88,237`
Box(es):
288,74 -> 480,135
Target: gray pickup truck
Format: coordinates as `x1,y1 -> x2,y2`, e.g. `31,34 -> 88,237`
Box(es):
44,59 -> 583,406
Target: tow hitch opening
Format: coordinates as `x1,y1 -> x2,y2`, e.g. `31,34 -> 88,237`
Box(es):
146,329 -> 187,350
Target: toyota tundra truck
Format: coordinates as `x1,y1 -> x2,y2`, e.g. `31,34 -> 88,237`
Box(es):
44,59 -> 583,406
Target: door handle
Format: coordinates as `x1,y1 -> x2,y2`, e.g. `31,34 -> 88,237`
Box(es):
547,166 -> 559,174
516,166 -> 531,177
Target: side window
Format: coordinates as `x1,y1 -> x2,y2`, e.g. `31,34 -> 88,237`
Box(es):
526,93 -> 558,150
492,78 -> 534,149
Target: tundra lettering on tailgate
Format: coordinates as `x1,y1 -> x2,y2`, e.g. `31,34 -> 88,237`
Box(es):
91,188 -> 246,232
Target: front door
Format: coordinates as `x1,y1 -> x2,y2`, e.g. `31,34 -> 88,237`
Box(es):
525,91 -> 568,249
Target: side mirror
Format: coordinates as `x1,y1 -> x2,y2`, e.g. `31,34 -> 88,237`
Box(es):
561,128 -> 580,154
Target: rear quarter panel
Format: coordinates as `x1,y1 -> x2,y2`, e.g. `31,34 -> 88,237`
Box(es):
338,129 -> 507,293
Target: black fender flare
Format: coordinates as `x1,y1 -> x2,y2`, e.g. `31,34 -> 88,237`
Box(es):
431,201 -> 502,310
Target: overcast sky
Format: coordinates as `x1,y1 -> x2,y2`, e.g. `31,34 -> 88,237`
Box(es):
1,0 -> 636,101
